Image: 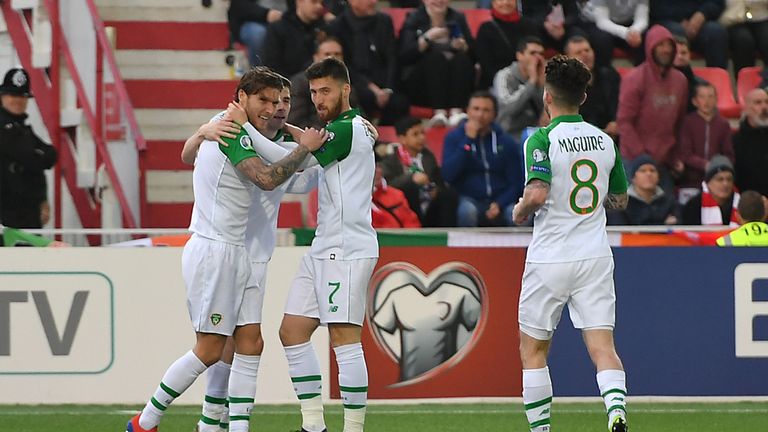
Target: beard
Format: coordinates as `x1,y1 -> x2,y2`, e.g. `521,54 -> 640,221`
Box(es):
752,112 -> 768,127
316,95 -> 343,122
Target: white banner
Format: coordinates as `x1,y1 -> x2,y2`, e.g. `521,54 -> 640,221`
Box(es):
0,247 -> 330,404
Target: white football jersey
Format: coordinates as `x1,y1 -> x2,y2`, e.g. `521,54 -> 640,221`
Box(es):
523,114 -> 628,263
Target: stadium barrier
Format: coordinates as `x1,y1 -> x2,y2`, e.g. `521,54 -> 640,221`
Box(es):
1,245 -> 766,404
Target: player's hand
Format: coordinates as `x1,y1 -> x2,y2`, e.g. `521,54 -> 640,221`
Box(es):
300,128 -> 329,152
513,199 -> 528,225
284,123 -> 304,141
227,101 -> 248,125
486,202 -> 501,220
198,120 -> 240,146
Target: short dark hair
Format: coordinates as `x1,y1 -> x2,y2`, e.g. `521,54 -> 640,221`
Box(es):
305,57 -> 350,84
235,66 -> 284,100
544,55 -> 591,108
738,190 -> 767,222
468,90 -> 498,114
315,35 -> 343,54
395,116 -> 421,136
564,35 -> 590,54
274,72 -> 291,90
673,34 -> 690,47
693,80 -> 715,97
516,35 -> 544,54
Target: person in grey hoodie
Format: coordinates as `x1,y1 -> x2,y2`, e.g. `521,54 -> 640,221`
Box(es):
492,35 -> 546,141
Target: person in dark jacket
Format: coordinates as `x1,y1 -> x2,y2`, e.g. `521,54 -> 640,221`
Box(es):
607,155 -> 678,225
564,35 -> 620,138
650,0 -> 728,69
521,0 -> 584,52
398,0 -> 476,127
327,0 -> 409,125
0,68 -> 57,229
442,91 -> 524,227
228,0 -> 285,66
380,116 -> 458,227
682,156 -> 740,226
733,88 -> 768,197
476,0 -> 540,89
672,35 -> 703,113
263,0 -> 326,78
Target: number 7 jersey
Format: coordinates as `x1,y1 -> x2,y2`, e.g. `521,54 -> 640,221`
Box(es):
523,114 -> 628,263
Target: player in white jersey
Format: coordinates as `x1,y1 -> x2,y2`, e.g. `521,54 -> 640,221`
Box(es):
224,58 -> 378,432
126,69 -> 327,432
512,56 -> 629,432
180,75 -> 321,432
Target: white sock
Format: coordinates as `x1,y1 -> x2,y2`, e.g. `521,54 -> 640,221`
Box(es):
140,350 -> 207,429
198,361 -> 231,430
597,369 -> 627,424
228,354 -> 260,432
523,367 -> 552,432
335,343 -> 367,432
285,341 -> 325,432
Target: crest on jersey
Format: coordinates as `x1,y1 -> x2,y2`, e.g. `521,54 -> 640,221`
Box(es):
367,262 -> 487,387
325,131 -> 336,142
240,135 -> 253,150
210,313 -> 222,326
532,148 -> 548,163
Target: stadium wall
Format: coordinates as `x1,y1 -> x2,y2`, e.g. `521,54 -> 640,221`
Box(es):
0,246 -> 766,404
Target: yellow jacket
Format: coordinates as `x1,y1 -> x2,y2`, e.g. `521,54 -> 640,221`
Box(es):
716,221 -> 768,246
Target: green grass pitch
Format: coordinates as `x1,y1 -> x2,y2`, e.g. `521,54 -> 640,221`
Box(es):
1,402 -> 766,431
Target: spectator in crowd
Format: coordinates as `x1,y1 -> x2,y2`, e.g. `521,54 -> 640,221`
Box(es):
720,0 -> 768,73
493,36 -> 546,140
399,0 -> 476,127
716,190 -> 768,246
607,155 -> 678,225
228,0 -> 285,66
476,0 -> 540,89
0,68 -> 57,229
617,25 -> 688,193
564,35 -> 620,138
263,0 -> 326,77
442,91 -> 524,227
327,0 -> 409,125
682,155 -> 741,226
288,37 -> 359,129
672,35 -> 701,112
734,88 -> 768,196
678,81 -> 734,190
578,0 -> 649,67
650,0 -> 728,69
380,116 -> 458,227
372,156 -> 422,228
521,0 -> 583,52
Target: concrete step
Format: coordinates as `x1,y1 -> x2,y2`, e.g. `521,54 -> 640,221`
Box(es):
146,170 -> 193,203
116,49 -> 233,80
136,108 -> 221,141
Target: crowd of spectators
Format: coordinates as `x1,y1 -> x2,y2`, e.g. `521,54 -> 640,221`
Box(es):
222,0 -> 768,228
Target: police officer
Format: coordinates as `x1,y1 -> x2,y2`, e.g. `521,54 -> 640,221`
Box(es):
0,67 -> 57,229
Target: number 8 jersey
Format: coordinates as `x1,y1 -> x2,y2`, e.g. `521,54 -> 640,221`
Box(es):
523,114 -> 628,263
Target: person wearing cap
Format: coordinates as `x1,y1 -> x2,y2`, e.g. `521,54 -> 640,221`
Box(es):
681,155 -> 740,226
716,190 -> 768,246
607,154 -> 678,225
0,67 -> 57,229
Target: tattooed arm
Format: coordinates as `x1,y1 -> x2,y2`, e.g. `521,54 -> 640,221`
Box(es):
235,128 -> 328,191
512,179 -> 551,225
604,192 -> 628,210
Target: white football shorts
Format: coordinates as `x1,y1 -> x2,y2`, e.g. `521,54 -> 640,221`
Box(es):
518,256 -> 616,340
238,261 -> 268,325
284,253 -> 377,325
182,234 -> 252,336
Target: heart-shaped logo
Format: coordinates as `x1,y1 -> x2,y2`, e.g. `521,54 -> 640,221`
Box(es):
367,261 -> 488,387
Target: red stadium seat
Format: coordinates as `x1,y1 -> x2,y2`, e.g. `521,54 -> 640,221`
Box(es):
382,8 -> 412,38
426,126 -> 450,163
692,67 -> 741,118
277,201 -> 304,228
737,66 -> 763,105
409,105 -> 435,119
464,9 -> 491,38
377,125 -> 398,143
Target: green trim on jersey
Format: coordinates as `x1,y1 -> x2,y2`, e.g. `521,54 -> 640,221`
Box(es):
273,129 -> 295,143
220,125 -> 260,166
525,129 -> 553,184
312,108 -> 360,167
608,144 -> 629,194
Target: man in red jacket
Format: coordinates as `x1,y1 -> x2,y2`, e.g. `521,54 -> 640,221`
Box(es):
617,24 -> 688,193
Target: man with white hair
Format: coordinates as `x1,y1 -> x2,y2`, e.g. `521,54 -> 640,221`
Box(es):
734,88 -> 768,197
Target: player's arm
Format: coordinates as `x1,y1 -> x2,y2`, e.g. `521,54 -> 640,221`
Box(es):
181,119 -> 240,165
513,179 -> 550,225
242,122 -> 320,168
605,143 -> 629,210
284,166 -> 320,194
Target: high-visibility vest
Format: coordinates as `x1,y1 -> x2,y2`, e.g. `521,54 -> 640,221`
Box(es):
716,221 -> 768,246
